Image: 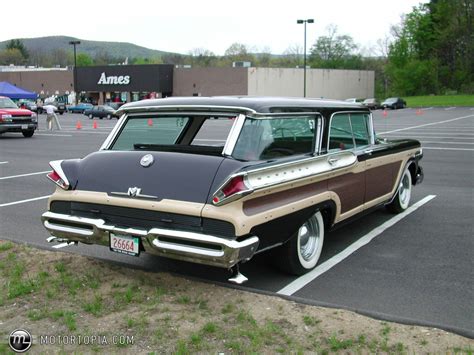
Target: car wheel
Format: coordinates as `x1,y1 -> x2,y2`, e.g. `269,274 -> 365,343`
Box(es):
59,112 -> 64,115
387,168 -> 412,213
88,114 -> 93,119
275,211 -> 325,275
22,129 -> 34,138
106,114 -> 111,119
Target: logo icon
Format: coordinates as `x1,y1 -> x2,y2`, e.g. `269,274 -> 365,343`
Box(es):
127,187 -> 141,197
9,329 -> 32,353
140,154 -> 154,167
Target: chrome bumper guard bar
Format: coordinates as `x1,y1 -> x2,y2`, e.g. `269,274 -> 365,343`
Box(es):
41,211 -> 259,268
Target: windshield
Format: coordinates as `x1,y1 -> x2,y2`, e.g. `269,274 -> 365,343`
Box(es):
384,98 -> 397,103
0,97 -> 18,109
232,115 -> 319,161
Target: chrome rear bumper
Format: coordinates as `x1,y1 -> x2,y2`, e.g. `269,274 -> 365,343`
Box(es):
41,211 -> 259,268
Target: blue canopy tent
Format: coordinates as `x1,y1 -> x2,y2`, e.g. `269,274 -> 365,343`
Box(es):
0,81 -> 37,100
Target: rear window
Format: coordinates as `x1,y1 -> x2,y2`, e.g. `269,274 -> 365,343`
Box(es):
111,116 -> 189,150
232,115 -> 318,161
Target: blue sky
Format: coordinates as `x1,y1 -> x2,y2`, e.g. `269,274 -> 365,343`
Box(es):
2,0 -> 428,55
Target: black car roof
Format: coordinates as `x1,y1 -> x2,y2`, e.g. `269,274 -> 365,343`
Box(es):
117,96 -> 365,115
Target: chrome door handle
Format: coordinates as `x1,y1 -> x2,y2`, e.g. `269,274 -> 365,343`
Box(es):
364,149 -> 373,155
328,158 -> 338,165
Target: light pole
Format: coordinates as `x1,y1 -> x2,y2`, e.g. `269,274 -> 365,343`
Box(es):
297,19 -> 314,97
69,40 -> 81,104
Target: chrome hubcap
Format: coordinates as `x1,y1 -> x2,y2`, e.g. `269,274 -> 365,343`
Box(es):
399,173 -> 411,205
299,218 -> 320,262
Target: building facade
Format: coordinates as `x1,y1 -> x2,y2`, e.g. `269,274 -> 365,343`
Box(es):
0,65 -> 375,103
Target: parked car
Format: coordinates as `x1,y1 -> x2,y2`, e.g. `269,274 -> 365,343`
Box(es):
41,96 -> 424,283
344,98 -> 363,104
362,98 -> 380,110
381,97 -> 407,109
0,96 -> 37,137
106,102 -> 125,110
84,105 -> 118,119
68,103 -> 94,114
17,99 -> 37,112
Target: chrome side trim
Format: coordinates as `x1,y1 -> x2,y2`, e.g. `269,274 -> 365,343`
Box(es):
212,151 -> 357,205
49,160 -> 70,188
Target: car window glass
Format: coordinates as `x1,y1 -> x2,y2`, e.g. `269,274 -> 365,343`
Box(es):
191,117 -> 234,147
232,115 -> 317,161
111,116 -> 189,151
350,113 -> 370,147
329,113 -> 371,151
328,114 -> 354,151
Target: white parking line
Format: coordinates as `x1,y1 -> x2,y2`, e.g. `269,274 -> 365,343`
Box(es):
420,141 -> 474,145
0,195 -> 50,207
379,114 -> 474,134
423,147 -> 474,151
0,161 -> 8,165
0,170 -> 50,180
35,133 -> 73,137
445,107 -> 456,110
277,195 -> 437,296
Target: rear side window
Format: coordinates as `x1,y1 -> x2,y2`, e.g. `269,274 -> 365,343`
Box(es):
111,116 -> 189,150
233,115 -> 318,161
328,113 -> 370,151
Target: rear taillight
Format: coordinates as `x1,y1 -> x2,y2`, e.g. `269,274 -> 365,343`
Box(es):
212,175 -> 252,205
47,170 -> 68,189
46,160 -> 70,190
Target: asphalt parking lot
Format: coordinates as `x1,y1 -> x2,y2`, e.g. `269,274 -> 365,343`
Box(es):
1,108 -> 473,338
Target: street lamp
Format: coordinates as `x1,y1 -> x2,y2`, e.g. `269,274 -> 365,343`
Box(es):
69,40 -> 81,104
297,19 -> 314,97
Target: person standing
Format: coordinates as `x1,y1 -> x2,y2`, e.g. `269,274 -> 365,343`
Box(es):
43,104 -> 61,131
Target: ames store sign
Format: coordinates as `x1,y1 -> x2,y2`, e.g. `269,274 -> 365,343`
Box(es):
76,64 -> 173,93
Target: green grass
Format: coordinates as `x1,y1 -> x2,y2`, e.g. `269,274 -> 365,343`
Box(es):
405,95 -> 474,107
0,242 -> 14,252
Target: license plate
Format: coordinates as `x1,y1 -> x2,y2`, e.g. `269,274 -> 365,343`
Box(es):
110,233 -> 139,256
21,125 -> 28,129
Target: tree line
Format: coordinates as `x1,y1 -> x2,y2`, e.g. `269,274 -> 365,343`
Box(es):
1,0 -> 471,98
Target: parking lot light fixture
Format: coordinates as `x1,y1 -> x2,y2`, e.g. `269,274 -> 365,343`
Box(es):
69,40 -> 81,105
297,19 -> 314,97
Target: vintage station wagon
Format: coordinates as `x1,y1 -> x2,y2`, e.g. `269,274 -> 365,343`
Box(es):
42,97 -> 423,283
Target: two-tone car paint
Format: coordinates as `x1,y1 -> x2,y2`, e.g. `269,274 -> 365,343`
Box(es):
41,97 -> 423,282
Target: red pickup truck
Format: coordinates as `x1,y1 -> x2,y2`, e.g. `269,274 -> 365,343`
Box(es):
0,96 -> 37,137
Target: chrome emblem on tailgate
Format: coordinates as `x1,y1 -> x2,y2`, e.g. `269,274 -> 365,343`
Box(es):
127,187 -> 141,197
140,154 -> 154,167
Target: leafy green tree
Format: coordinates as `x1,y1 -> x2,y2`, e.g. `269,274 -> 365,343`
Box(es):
0,48 -> 25,65
309,25 -> 362,69
76,53 -> 94,66
224,43 -> 255,65
6,39 -> 29,61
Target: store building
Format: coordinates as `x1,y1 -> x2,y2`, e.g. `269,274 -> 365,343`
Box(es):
1,65 -> 374,103
76,64 -> 173,104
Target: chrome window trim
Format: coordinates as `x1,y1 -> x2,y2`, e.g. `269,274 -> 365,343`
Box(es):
117,105 -> 257,115
327,110 -> 372,152
100,113 -> 127,150
222,113 -> 246,157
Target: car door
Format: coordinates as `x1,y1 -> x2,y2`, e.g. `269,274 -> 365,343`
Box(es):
327,112 -> 366,219
354,113 -> 402,209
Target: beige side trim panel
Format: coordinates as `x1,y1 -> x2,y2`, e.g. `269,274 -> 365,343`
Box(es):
48,189 -> 204,217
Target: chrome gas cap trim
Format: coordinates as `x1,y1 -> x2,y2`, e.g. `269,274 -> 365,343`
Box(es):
140,154 -> 154,167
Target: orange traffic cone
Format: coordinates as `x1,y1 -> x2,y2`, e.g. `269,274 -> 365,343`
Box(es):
416,108 -> 423,115
147,119 -> 153,126
93,120 -> 98,129
383,109 -> 388,117
76,121 -> 82,129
